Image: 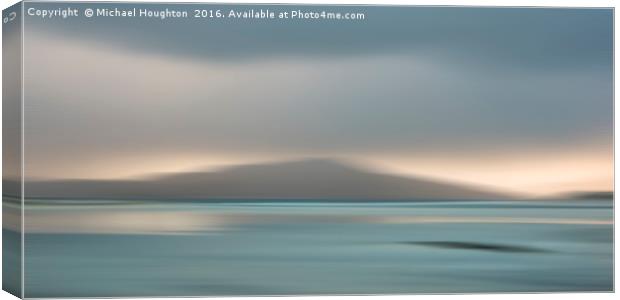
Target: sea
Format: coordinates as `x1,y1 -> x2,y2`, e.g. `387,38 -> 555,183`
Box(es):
4,199 -> 613,297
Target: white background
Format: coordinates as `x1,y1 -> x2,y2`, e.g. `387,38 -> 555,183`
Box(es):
0,0 -> 616,300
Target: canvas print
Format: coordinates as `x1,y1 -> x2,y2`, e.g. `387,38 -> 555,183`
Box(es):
2,1 -> 614,298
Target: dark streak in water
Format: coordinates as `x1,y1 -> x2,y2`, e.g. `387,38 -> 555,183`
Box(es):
402,241 -> 551,253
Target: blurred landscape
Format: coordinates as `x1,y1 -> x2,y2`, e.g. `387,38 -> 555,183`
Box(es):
13,3 -> 613,298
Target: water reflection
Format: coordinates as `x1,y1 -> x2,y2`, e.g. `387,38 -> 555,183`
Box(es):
19,199 -> 613,297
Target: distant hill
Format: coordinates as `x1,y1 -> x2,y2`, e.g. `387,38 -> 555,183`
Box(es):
565,191 -> 613,200
25,159 -> 511,201
531,190 -> 614,201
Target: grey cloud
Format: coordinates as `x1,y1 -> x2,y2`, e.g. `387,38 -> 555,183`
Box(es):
23,40 -> 611,167
25,3 -> 613,70
20,4 -> 613,181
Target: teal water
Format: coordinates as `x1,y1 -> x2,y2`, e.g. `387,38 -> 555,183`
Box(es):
18,200 -> 613,297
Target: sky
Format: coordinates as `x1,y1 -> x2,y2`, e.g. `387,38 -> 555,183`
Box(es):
22,3 -> 613,196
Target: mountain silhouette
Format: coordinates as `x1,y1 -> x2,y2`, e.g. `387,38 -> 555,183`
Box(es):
26,159 -> 510,200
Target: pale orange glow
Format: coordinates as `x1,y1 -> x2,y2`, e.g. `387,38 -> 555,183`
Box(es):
352,145 -> 612,197
26,153 -> 306,180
